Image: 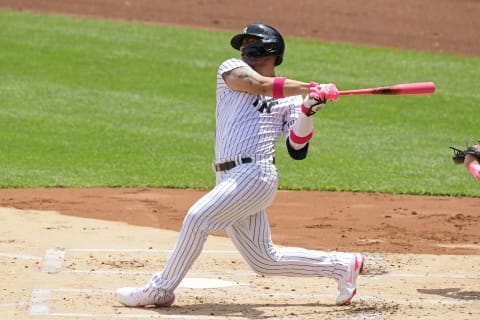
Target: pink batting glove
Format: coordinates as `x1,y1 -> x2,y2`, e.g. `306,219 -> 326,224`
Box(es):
308,82 -> 339,101
302,82 -> 325,116
320,83 -> 339,101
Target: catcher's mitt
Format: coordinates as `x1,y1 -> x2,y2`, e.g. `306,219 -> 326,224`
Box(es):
449,143 -> 480,165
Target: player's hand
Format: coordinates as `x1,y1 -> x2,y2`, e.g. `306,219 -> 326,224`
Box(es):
301,82 -> 338,116
315,82 -> 339,101
302,93 -> 324,117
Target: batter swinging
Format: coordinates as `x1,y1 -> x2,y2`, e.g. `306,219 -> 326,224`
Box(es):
116,23 -> 365,307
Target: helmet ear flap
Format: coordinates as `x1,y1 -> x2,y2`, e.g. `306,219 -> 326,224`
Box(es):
274,56 -> 283,66
263,36 -> 284,54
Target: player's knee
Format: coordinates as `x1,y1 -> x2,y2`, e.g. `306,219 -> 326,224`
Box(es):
244,251 -> 280,275
182,209 -> 210,232
249,262 -> 277,276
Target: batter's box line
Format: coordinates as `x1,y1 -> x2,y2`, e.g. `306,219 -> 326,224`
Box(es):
40,247 -> 480,280
40,247 -> 241,274
0,252 -> 43,260
65,269 -> 257,277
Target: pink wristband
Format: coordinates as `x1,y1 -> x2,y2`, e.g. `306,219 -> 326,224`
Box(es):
272,77 -> 287,98
468,163 -> 480,177
301,103 -> 311,115
289,127 -> 314,144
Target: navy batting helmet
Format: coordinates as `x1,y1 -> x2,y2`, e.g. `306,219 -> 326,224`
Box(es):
231,23 -> 285,66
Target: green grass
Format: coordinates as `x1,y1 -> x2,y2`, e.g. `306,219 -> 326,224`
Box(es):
1,10 -> 480,196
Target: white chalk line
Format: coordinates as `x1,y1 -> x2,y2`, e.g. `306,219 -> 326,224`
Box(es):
69,248 -> 240,254
43,247 -> 480,279
0,252 -> 42,260
39,248 -> 241,274
62,269 -> 480,281
61,268 -> 480,280
0,301 -> 29,308
64,269 -> 257,277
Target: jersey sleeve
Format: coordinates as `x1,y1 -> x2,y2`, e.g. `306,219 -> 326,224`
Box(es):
218,58 -> 249,76
216,58 -> 249,99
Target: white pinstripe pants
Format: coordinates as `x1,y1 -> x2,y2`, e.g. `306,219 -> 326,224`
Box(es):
150,161 -> 353,292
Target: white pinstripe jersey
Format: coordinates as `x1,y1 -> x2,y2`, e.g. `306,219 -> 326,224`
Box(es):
215,58 -> 303,161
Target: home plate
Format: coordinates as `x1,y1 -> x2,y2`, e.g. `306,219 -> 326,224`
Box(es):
179,278 -> 244,288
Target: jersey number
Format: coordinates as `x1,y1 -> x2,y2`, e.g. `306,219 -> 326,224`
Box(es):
254,96 -> 278,114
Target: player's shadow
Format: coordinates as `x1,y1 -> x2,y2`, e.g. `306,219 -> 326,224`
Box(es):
146,302 -> 358,318
417,288 -> 480,300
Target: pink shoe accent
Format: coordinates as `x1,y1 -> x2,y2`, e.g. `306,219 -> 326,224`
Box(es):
335,253 -> 365,305
347,255 -> 359,283
342,288 -> 356,305
357,254 -> 365,273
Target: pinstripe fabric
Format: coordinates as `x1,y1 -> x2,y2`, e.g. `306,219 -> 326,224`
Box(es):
149,58 -> 354,293
215,58 -> 302,160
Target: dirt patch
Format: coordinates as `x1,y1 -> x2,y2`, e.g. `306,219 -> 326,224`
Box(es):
2,188 -> 480,255
1,0 -> 479,57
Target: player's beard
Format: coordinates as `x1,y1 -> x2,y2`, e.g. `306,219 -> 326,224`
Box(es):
241,53 -> 255,64
242,54 -> 267,69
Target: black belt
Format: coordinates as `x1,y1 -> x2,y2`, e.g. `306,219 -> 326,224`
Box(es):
214,157 -> 275,172
214,157 -> 252,172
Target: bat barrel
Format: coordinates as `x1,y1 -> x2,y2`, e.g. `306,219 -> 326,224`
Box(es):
389,82 -> 436,95
338,82 -> 436,96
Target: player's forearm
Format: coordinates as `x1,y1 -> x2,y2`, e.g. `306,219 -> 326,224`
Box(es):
289,113 -> 314,150
237,76 -> 309,98
224,67 -> 311,97
274,78 -> 310,98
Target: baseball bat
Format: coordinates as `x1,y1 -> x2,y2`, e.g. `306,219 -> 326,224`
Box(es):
338,82 -> 435,96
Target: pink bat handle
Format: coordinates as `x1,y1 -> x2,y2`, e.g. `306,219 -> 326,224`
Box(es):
338,82 -> 436,96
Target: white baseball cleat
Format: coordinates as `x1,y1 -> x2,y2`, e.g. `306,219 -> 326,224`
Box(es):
336,253 -> 365,305
115,285 -> 175,307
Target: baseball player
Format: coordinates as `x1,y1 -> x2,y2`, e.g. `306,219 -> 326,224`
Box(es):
451,142 -> 480,183
116,23 -> 365,308
466,153 -> 480,183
